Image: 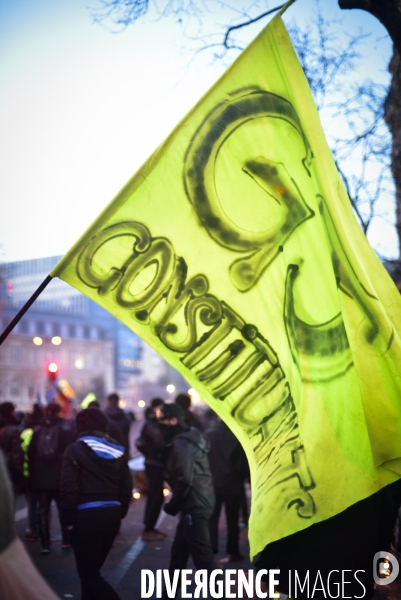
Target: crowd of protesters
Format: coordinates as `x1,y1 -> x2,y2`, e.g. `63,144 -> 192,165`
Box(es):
0,394 -> 134,600
0,392 -> 250,599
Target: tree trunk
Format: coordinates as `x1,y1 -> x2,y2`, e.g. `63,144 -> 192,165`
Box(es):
340,0 -> 401,259
384,50 -> 401,257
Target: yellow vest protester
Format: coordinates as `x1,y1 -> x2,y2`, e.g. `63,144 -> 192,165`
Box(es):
51,9 -> 401,558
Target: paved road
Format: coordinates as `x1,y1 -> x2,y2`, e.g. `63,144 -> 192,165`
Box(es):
15,485 -> 252,599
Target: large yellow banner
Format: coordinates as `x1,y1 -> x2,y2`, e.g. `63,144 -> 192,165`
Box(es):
52,14 -> 401,557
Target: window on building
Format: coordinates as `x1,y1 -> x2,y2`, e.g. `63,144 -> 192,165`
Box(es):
28,321 -> 36,335
36,322 -> 45,335
69,324 -> 76,338
76,325 -> 84,339
60,324 -> 69,337
84,326 -> 90,339
20,320 -> 29,334
28,349 -> 36,365
11,348 -> 19,364
45,322 -> 53,337
10,378 -> 20,397
53,323 -> 61,336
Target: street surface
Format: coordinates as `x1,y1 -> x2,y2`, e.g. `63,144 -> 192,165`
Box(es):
15,491 -> 252,599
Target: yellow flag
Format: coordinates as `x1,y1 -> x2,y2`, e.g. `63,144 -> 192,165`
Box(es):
51,14 -> 401,557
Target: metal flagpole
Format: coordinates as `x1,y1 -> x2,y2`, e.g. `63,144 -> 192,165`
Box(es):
0,275 -> 53,346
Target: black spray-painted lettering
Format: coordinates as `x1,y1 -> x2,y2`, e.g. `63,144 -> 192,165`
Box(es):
183,89 -> 315,292
76,220 -> 316,521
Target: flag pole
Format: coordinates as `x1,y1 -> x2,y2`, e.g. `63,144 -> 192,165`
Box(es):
0,275 -> 53,346
277,0 -> 297,17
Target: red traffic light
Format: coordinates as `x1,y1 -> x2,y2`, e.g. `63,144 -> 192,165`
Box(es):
48,362 -> 58,374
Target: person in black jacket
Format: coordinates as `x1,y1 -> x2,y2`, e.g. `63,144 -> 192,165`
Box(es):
60,407 -> 132,600
28,402 -> 73,552
159,402 -> 216,599
137,398 -> 167,541
206,417 -> 249,562
0,402 -> 24,496
175,393 -> 204,431
104,393 -> 130,451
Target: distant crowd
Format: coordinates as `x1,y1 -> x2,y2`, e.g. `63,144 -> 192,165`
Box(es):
0,393 -> 250,600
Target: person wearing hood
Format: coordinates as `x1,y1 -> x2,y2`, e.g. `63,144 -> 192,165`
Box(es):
28,402 -> 74,553
159,402 -> 216,599
60,407 -> 132,600
104,393 -> 130,451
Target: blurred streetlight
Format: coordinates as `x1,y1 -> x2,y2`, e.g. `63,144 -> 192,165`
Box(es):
138,400 -> 145,408
166,384 -> 175,394
33,336 -> 43,345
51,336 -> 62,345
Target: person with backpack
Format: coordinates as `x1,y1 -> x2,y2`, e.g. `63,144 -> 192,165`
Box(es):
136,398 -> 167,541
158,402 -> 216,599
28,402 -> 74,553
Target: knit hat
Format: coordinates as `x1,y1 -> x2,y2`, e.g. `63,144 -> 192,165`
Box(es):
160,402 -> 186,426
76,407 -> 108,433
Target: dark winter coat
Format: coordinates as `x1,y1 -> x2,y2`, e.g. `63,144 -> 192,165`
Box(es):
164,427 -> 215,518
205,420 -> 249,496
104,406 -> 130,448
137,414 -> 165,468
60,429 -> 132,527
28,414 -> 74,489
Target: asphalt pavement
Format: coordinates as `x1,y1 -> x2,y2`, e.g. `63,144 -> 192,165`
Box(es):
15,490 -> 252,599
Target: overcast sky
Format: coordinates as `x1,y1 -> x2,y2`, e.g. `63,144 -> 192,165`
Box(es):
0,0 -> 395,264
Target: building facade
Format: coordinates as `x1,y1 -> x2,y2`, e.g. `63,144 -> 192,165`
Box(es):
0,256 -> 189,412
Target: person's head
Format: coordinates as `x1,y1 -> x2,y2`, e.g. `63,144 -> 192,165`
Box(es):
88,400 -> 101,409
32,404 -> 43,418
150,397 -> 164,416
25,404 -> 44,429
175,393 -> 191,411
45,402 -> 61,417
0,402 -> 16,420
76,408 -> 108,434
159,402 -> 187,429
107,393 -> 120,407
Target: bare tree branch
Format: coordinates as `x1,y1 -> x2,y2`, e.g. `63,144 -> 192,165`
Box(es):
223,3 -> 285,48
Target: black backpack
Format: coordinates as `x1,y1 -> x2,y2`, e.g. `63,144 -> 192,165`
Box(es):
36,424 -> 60,460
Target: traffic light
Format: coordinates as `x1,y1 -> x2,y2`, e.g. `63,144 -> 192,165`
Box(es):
47,362 -> 58,383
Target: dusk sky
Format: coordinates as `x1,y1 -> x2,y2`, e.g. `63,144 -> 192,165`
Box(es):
0,0 -> 396,264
